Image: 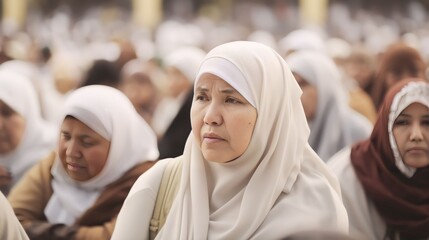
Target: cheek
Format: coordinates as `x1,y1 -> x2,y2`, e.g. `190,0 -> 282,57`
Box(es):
10,117 -> 26,148
228,114 -> 256,151
86,149 -> 109,176
301,88 -> 317,120
392,128 -> 406,155
190,107 -> 203,142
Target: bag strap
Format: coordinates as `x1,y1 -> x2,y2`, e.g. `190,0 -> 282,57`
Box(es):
149,157 -> 182,240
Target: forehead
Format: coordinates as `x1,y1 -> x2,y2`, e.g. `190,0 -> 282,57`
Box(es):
195,73 -> 234,90
401,102 -> 429,114
62,117 -> 92,131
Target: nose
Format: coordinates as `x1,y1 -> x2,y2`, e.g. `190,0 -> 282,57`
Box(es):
410,122 -> 423,142
203,102 -> 223,126
66,139 -> 82,158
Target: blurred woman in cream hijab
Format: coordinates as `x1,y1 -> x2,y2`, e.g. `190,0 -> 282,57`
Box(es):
0,71 -> 56,195
112,41 -> 348,239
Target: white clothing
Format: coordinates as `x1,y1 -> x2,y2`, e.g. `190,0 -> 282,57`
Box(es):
328,147 -> 387,240
0,192 -> 29,240
112,41 -> 348,240
286,50 -> 373,161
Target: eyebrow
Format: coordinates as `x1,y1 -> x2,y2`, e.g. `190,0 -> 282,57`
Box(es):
60,130 -> 95,139
398,113 -> 429,118
195,86 -> 237,94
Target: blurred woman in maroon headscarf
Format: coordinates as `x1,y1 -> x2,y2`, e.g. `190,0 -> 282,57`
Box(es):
370,43 -> 426,110
329,79 -> 429,240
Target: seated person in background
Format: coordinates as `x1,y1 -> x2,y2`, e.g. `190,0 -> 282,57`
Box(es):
0,191 -> 28,240
119,58 -> 162,126
8,85 -> 159,240
328,79 -> 429,239
0,71 -> 56,195
370,43 -> 426,110
286,50 -> 373,161
155,46 -> 206,159
111,41 -> 348,239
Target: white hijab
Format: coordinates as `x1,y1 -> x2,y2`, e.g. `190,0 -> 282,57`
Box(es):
45,85 -> 159,224
156,41 -> 348,239
0,71 -> 56,189
388,81 -> 429,177
286,50 -> 373,161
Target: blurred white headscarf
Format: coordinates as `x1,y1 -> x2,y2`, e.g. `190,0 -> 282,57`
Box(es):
0,71 -> 56,189
45,85 -> 159,224
286,50 -> 373,161
156,41 -> 348,239
163,46 -> 206,82
278,29 -> 327,56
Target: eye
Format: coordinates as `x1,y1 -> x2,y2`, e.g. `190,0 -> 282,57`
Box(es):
394,118 -> 409,126
61,132 -> 71,140
225,97 -> 242,104
82,141 -> 95,147
195,93 -> 208,102
422,119 -> 429,126
0,107 -> 15,118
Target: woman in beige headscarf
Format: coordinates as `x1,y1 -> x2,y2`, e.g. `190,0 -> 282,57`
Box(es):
112,41 -> 348,239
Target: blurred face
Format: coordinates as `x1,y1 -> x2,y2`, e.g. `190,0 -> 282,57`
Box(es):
59,117 -> 110,181
0,100 -> 26,154
386,69 -> 424,90
345,60 -> 373,89
121,75 -> 157,111
166,67 -> 191,98
191,73 -> 257,163
393,103 -> 429,168
293,73 -> 318,121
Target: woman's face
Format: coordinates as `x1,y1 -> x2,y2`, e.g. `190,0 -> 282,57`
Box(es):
293,73 -> 318,121
59,117 -> 110,181
393,102 -> 429,168
166,67 -> 191,98
0,100 -> 26,154
191,73 -> 257,163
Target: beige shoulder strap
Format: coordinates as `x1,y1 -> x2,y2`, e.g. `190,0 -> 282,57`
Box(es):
149,157 -> 182,240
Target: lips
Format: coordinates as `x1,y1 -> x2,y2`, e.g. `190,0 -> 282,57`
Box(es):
66,162 -> 85,171
406,147 -> 427,154
203,132 -> 225,142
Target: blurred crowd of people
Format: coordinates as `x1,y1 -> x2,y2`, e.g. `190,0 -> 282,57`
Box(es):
0,0 -> 428,239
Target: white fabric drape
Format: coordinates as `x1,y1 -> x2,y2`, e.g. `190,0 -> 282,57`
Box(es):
45,85 -> 159,224
286,50 -> 373,161
0,71 -> 57,189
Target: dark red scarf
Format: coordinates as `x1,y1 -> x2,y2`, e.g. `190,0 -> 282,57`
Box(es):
351,79 -> 429,239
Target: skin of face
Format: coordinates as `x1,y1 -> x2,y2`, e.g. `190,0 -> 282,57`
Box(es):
191,73 -> 257,163
393,102 -> 429,168
59,116 -> 110,181
293,73 -> 318,121
0,100 -> 26,154
166,67 -> 192,98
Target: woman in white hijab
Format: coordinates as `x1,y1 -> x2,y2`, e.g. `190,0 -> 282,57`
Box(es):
8,85 -> 159,240
112,41 -> 348,239
286,50 -> 373,161
0,71 -> 57,195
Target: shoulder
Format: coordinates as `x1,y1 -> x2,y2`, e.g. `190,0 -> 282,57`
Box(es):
328,147 -> 385,240
128,158 -> 176,197
327,147 -> 353,177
